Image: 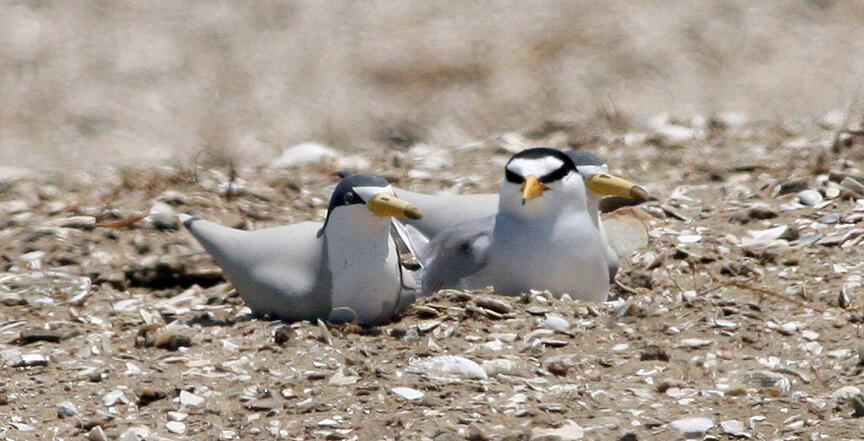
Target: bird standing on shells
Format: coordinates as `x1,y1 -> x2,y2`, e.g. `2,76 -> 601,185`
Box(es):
410,147 -> 647,300
179,174 -> 422,325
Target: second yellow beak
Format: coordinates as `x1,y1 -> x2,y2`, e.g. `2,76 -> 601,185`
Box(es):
367,194 -> 423,219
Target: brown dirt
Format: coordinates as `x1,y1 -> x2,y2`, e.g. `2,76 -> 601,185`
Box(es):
2,118 -> 864,440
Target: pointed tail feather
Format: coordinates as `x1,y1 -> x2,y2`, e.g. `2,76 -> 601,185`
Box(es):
177,213 -> 198,228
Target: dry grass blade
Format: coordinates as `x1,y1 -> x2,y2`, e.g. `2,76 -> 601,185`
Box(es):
728,281 -> 826,313
97,214 -> 148,229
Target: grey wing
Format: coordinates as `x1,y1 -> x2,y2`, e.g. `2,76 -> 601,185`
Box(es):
420,215 -> 495,295
393,188 -> 499,239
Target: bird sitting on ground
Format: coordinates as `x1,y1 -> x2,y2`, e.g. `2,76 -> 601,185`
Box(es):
410,147 -> 646,300
393,150 -> 646,282
179,174 -> 422,325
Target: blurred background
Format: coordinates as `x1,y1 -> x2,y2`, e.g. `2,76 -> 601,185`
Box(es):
2,0 -> 864,170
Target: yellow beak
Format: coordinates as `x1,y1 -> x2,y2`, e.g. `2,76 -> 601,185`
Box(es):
522,175 -> 548,204
586,173 -> 648,200
367,194 -> 423,219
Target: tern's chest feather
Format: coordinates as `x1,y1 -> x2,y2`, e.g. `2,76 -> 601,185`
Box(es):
484,213 -> 608,298
324,231 -> 401,323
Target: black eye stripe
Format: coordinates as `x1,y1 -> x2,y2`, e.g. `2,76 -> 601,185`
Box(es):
505,164 -> 572,184
505,169 -> 525,184
539,167 -> 571,183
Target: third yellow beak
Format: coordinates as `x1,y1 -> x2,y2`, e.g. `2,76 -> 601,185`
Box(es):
586,173 -> 648,200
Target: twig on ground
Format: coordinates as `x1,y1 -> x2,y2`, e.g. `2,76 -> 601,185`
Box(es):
614,280 -> 639,296
727,281 -> 826,313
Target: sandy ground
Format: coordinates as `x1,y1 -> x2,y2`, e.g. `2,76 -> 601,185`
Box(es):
2,116 -> 864,440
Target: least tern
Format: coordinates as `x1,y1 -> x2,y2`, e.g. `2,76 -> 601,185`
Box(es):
179,174 -> 422,325
416,148 -> 646,299
394,150 -> 642,281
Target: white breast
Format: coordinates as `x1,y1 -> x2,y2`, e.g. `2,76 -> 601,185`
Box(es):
481,209 -> 609,300
324,206 -> 401,324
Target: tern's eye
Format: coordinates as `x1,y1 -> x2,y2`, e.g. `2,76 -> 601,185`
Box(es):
539,167 -> 572,184
343,192 -> 359,204
505,168 -> 524,184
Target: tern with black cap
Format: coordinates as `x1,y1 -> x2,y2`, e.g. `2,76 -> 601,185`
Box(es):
393,150 -> 647,282
179,174 -> 422,325
414,148 -> 647,300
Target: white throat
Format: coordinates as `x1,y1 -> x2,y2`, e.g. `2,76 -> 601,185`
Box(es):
323,205 -> 401,324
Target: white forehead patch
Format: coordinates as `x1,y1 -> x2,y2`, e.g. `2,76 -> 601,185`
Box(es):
507,156 -> 565,178
353,185 -> 393,202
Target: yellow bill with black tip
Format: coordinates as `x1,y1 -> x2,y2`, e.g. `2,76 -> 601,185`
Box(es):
522,176 -> 548,204
367,194 -> 423,219
586,173 -> 648,200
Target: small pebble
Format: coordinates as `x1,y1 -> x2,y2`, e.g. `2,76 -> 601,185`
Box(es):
778,178 -> 808,195
318,418 -> 339,428
778,322 -> 800,335
137,387 -> 166,406
57,401 -> 78,418
746,370 -> 791,393
467,425 -> 490,441
102,390 -> 127,407
166,421 -> 186,434
274,325 -> 292,345
720,419 -> 748,437
747,205 -> 778,220
531,420 -> 584,440
797,189 -> 823,206
669,416 -> 714,438
677,234 -> 702,244
273,142 -> 337,168
88,426 -> 108,441
391,387 -> 424,401
179,390 -> 204,407
167,411 -> 188,422
801,330 -> 820,341
411,355 -> 487,380
851,395 -> 864,417
832,386 -> 861,400
244,397 -> 287,411
546,361 -> 569,376
841,176 -> 864,197
544,314 -> 570,331
677,338 -> 713,349
640,344 -> 669,361
148,202 -> 178,229
475,297 -> 513,314
154,331 -> 193,351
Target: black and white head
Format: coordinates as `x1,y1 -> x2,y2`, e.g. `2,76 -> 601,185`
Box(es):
500,148 -> 647,216
318,174 -> 421,237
